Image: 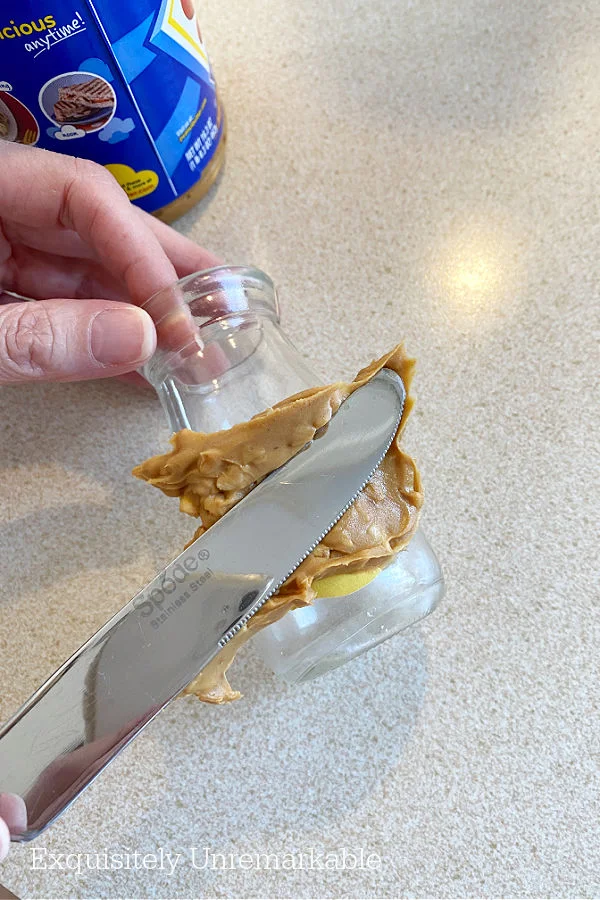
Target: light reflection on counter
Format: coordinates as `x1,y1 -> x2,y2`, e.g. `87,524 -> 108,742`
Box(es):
432,222 -> 523,327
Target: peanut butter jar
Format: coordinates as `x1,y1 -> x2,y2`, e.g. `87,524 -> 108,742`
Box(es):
152,115 -> 226,224
0,1 -> 225,222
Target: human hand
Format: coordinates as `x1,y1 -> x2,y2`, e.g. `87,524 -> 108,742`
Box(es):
0,814 -> 7,863
0,143 -> 219,384
0,794 -> 27,861
0,711 -> 156,856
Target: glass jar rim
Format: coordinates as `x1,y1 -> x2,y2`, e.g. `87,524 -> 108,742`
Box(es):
140,265 -> 281,388
141,265 -> 279,325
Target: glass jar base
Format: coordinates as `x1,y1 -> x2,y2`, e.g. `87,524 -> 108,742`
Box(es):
289,578 -> 444,684
252,529 -> 445,685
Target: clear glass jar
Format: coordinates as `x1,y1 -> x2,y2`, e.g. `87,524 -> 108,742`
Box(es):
141,266 -> 445,683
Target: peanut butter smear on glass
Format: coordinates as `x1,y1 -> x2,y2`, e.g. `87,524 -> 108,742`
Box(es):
133,345 -> 423,703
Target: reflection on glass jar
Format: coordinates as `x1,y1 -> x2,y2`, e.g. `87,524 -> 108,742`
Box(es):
141,266 -> 445,684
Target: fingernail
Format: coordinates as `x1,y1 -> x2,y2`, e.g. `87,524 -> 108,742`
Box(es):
91,308 -> 155,367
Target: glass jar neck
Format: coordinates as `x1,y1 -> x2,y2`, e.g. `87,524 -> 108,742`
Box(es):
142,267 -> 320,433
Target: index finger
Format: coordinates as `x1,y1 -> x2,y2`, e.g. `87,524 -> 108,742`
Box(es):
0,144 -> 178,307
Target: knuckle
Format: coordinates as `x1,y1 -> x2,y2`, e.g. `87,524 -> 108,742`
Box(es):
77,156 -> 117,193
0,303 -> 59,380
58,157 -> 117,229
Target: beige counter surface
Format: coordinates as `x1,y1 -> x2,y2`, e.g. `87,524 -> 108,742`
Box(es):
1,0 -> 598,897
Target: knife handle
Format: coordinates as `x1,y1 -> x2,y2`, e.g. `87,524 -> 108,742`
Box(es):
0,570 -> 275,841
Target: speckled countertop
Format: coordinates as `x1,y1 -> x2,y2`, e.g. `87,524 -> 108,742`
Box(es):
1,0 -> 599,897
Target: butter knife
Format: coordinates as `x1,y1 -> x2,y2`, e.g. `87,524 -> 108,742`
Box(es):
0,368 -> 405,841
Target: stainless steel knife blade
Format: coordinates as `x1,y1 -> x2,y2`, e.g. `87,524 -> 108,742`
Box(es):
0,368 -> 405,840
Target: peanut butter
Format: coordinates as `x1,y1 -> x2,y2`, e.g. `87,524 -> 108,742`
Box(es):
133,345 -> 423,702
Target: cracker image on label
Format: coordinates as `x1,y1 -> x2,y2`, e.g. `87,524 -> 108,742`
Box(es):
54,76 -> 114,123
39,71 -> 116,133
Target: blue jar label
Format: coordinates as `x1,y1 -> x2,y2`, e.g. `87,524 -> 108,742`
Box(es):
0,1 -> 224,212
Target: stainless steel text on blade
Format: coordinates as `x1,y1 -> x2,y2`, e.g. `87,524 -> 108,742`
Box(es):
0,369 -> 405,841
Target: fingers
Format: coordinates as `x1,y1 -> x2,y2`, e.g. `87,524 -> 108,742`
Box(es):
2,220 -> 96,261
0,299 -> 156,384
0,145 -> 228,388
0,794 -> 23,862
5,201 -> 222,274
0,145 -> 178,306
2,244 -> 127,304
0,816 -> 8,862
1,223 -> 218,305
0,794 -> 27,835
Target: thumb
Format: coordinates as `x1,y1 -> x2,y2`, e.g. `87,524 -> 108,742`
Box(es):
0,793 -> 27,853
0,816 -> 8,862
0,299 -> 156,384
